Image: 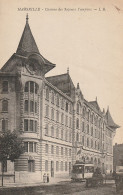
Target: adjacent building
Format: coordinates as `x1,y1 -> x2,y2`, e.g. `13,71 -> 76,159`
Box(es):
0,15 -> 119,183
113,143 -> 123,171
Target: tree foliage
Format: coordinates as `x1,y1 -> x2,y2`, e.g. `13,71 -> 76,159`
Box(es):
0,130 -> 24,162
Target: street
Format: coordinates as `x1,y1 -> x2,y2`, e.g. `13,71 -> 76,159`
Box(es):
0,181 -> 122,195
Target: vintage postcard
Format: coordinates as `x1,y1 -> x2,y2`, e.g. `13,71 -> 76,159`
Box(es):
0,0 -> 123,194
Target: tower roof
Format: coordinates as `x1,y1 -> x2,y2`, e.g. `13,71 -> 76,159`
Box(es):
16,14 -> 40,56
105,108 -> 120,129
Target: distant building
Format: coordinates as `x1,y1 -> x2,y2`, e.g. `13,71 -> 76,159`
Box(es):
113,143 -> 123,171
0,15 -> 119,183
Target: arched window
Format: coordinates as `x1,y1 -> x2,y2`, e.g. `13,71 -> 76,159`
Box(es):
2,100 -> 8,112
91,157 -> 93,164
82,122 -> 84,132
25,81 -> 38,94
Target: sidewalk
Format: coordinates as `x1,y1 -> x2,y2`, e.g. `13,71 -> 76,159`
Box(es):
0,177 -> 71,189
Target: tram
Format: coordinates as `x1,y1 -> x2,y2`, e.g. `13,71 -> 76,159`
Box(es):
71,161 -> 94,181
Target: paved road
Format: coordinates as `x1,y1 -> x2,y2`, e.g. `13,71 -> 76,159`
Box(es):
0,181 -> 122,195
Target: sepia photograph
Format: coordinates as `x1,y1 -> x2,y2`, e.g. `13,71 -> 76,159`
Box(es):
0,0 -> 123,194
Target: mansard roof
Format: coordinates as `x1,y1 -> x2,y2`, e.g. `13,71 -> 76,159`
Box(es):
46,72 -> 75,98
89,100 -> 102,113
105,108 -> 120,129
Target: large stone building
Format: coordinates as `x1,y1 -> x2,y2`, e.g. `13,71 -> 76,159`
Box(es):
0,16 -> 119,183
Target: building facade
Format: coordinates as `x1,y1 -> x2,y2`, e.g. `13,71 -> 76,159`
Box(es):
0,16 -> 119,183
113,143 -> 123,171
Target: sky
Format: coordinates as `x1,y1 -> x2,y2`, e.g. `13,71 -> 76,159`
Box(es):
0,0 -> 123,145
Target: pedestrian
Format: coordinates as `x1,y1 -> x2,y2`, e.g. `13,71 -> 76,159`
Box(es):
47,173 -> 49,183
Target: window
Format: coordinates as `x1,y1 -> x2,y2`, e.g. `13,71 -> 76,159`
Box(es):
61,147 -> 63,155
61,161 -> 63,171
69,149 -> 71,156
61,113 -> 64,124
51,126 -> 54,137
51,145 -> 54,154
91,127 -> 93,136
25,82 -> 29,92
76,133 -> 79,142
30,101 -> 34,112
24,142 -> 37,153
82,136 -> 84,146
51,91 -> 54,104
76,118 -> 79,129
1,161 -> 7,172
45,144 -> 48,153
24,119 -> 37,132
24,142 -> 28,152
69,103 -> 72,113
25,82 -> 38,94
24,100 -> 28,112
61,129 -> 63,140
65,130 -> 67,141
82,107 -> 85,118
2,81 -> 8,92
87,111 -> 90,121
51,108 -> 54,120
30,81 -> 34,93
87,124 -> 89,134
56,95 -> 59,106
46,88 -> 49,100
45,160 -> 48,171
56,161 -> 59,172
65,162 -> 67,171
65,116 -> 68,126
46,105 -> 49,117
61,98 -> 64,109
56,146 -> 59,155
66,102 -> 68,112
77,103 -> 80,114
2,100 -> 8,112
30,120 -> 33,131
29,142 -> 33,152
82,122 -> 84,132
28,160 -> 35,172
2,119 -> 8,131
35,102 -> 37,113
95,129 -> 97,138
56,111 -> 59,122
87,138 -> 89,147
56,128 -> 59,138
45,124 -> 48,135
69,131 -> 72,142
91,139 -> 93,148
65,148 -> 68,156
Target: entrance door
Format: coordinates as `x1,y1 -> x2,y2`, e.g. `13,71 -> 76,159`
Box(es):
51,161 -> 54,177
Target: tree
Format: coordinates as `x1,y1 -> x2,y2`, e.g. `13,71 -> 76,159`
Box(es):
0,130 -> 24,186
